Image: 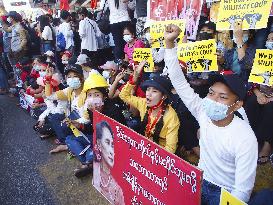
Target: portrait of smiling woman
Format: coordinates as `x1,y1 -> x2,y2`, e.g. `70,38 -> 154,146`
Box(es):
93,121 -> 125,205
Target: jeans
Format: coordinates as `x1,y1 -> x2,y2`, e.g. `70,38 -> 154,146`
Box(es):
201,180 -> 221,205
65,134 -> 93,165
249,189 -> 273,205
110,21 -> 130,61
47,113 -> 72,144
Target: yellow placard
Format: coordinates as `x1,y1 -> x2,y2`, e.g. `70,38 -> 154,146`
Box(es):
217,0 -> 272,30
210,2 -> 221,23
150,19 -> 186,48
177,39 -> 218,73
220,189 -> 247,205
249,49 -> 273,86
133,48 -> 155,72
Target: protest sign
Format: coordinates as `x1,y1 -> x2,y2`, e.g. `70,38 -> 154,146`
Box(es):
133,48 -> 155,72
150,0 -> 179,21
217,0 -> 272,30
220,189 -> 247,205
150,20 -> 186,49
210,2 -> 220,23
92,111 -> 203,205
177,39 -> 218,73
249,49 -> 273,86
177,0 -> 203,40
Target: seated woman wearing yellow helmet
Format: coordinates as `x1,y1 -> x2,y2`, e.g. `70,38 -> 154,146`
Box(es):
66,71 -> 126,177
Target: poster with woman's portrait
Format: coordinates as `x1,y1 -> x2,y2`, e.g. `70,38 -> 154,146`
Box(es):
178,0 -> 203,40
92,111 -> 203,205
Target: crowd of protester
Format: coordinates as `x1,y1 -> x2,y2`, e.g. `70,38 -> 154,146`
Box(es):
0,0 -> 273,204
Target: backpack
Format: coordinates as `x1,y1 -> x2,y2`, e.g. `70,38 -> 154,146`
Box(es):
56,32 -> 66,51
22,24 -> 40,55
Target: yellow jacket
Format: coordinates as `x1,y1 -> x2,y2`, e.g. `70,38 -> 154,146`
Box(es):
119,82 -> 180,153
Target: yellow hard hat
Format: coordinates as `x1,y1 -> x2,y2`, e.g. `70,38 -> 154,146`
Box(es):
83,70 -> 109,92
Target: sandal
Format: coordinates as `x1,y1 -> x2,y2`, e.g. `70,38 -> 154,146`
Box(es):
257,156 -> 269,165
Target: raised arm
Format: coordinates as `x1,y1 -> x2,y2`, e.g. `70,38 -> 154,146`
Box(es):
164,24 -> 203,121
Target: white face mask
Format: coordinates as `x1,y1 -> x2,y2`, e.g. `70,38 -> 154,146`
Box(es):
145,33 -> 151,42
62,60 -> 68,65
102,71 -> 111,80
123,34 -> 133,43
7,17 -> 12,24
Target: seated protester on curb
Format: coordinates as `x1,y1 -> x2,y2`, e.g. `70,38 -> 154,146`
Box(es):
100,61 -> 119,84
170,90 -> 200,157
244,32 -> 273,164
119,61 -> 180,154
217,21 -> 255,84
66,71 -> 126,177
45,64 -> 88,154
164,24 -> 258,204
188,21 -> 217,98
37,15 -> 54,54
123,24 -> 145,63
245,83 -> 273,165
33,73 -> 62,139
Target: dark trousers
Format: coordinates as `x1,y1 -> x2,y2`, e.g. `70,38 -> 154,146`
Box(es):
110,21 -> 130,61
244,95 -> 273,146
201,180 -> 221,205
47,113 -> 72,144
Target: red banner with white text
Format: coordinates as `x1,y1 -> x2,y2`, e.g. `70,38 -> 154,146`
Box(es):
92,111 -> 203,205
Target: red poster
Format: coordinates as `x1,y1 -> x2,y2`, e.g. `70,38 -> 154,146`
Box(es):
60,0 -> 70,11
150,0 -> 179,21
93,111 -> 203,205
178,0 -> 203,40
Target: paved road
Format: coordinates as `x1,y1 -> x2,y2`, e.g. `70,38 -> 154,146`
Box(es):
0,95 -> 109,205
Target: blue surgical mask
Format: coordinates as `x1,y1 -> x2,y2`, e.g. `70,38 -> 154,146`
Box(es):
39,71 -> 47,77
265,41 -> 273,50
202,97 -> 236,121
123,34 -> 133,43
233,34 -> 249,44
67,77 -> 81,89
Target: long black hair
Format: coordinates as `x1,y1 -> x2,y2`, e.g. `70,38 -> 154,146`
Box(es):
38,15 -> 53,35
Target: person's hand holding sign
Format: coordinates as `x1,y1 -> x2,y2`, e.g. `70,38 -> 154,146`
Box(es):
133,61 -> 146,84
233,20 -> 244,46
164,24 -> 182,49
233,20 -> 246,61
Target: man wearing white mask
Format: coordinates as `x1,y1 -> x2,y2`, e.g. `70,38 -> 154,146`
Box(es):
100,61 -> 118,84
164,24 -> 257,204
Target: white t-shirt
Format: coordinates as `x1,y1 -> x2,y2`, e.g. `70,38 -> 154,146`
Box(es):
107,0 -> 130,24
79,17 -> 101,51
41,26 -> 53,41
58,22 -> 74,49
165,48 -> 258,203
